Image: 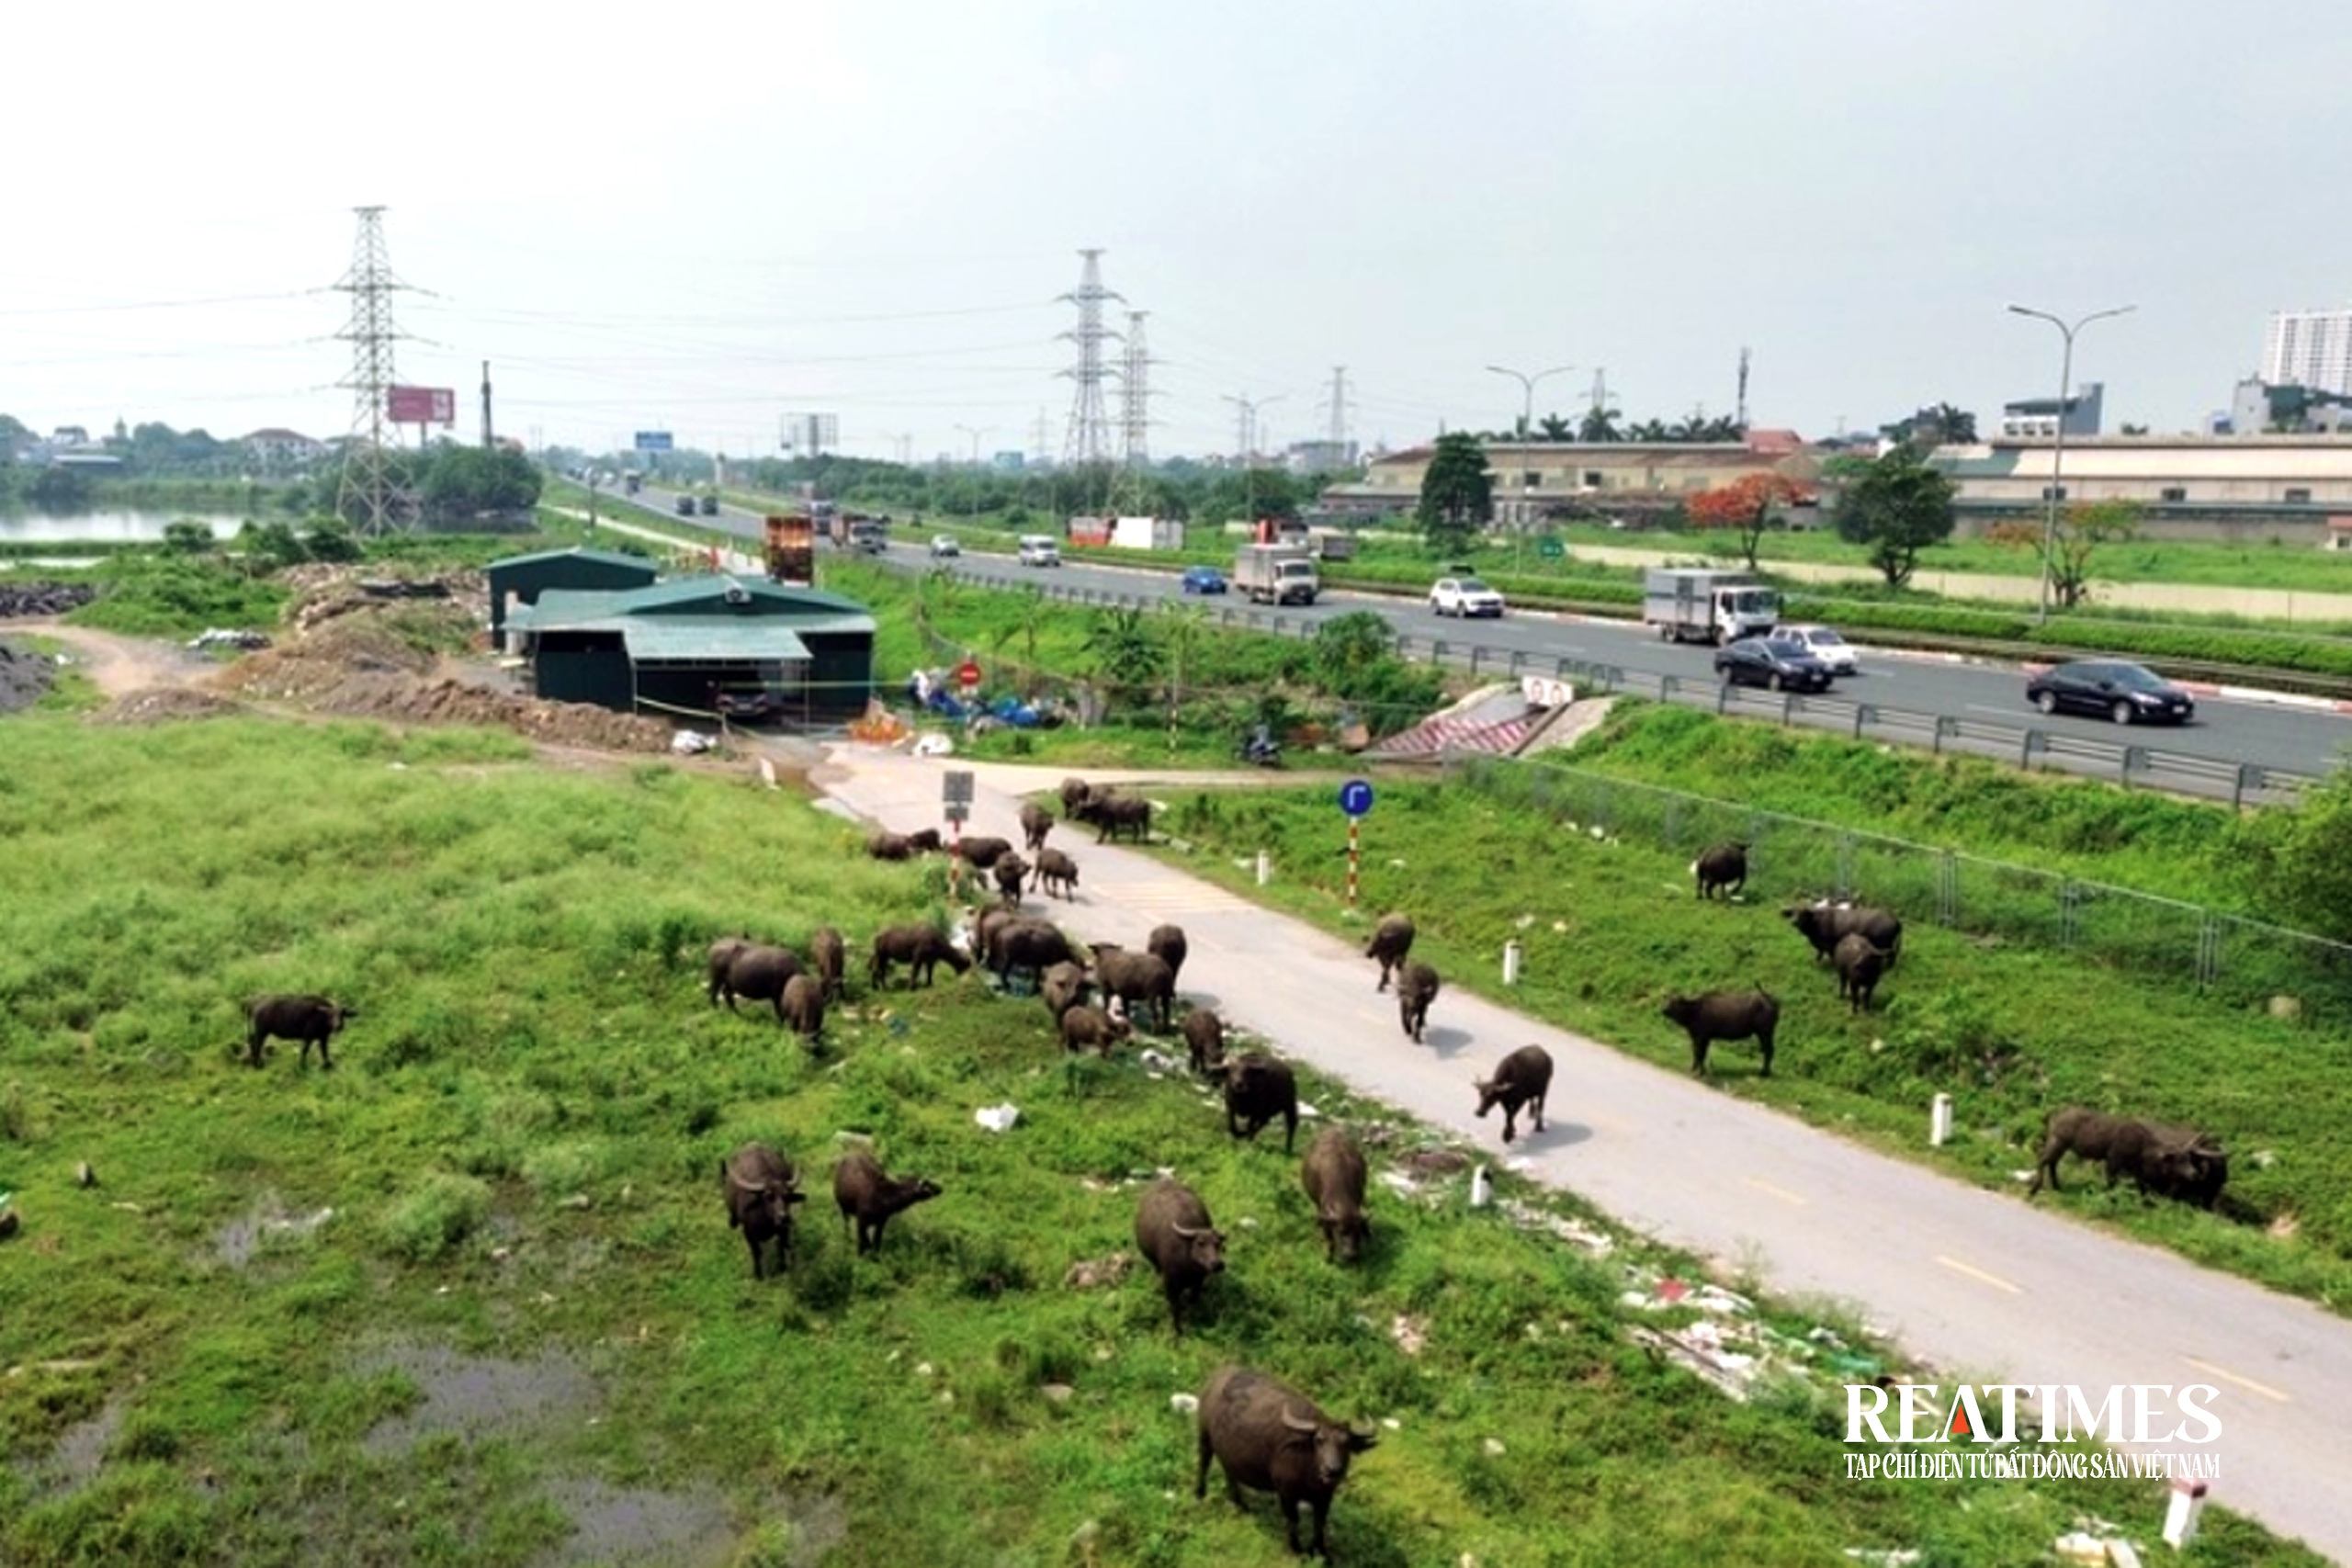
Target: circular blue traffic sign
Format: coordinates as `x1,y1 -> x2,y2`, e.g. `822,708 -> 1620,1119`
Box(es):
1339,778 -> 1375,818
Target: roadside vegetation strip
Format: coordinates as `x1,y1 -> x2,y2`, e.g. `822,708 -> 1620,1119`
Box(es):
1146,780 -> 2352,1315
5,717 -> 2312,1565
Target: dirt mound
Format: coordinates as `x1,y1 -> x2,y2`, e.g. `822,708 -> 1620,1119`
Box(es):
90,687 -> 247,725
0,637 -> 60,713
0,582 -> 97,618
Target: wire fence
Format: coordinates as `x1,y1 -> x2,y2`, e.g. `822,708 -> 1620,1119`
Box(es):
1446,749 -> 2352,1028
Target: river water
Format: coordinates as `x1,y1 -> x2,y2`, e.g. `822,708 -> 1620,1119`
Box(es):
0,508 -> 250,545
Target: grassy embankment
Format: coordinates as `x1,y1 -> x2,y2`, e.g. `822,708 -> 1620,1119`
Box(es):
1135,729 -> 2352,1314
0,715 -> 2318,1566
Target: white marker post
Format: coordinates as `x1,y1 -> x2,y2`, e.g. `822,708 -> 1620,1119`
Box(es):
1503,941 -> 1522,986
1255,850 -> 1271,886
2163,1478 -> 2208,1549
1929,1094 -> 1954,1146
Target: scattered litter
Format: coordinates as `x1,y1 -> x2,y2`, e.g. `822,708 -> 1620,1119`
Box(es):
1627,1324 -> 1762,1402
1469,1167 -> 1492,1208
2251,1149 -> 2277,1168
1842,1552 -> 1921,1567
74,1163 -> 96,1189
1042,1383 -> 1075,1404
1381,1417 -> 1400,1430
1551,919 -> 1567,933
1513,914 -> 1535,930
1136,1049 -> 1182,1076
2052,1534 -> 2109,1564
1064,1254 -> 1132,1290
1389,1315 -> 1429,1356
755,757 -> 778,791
2109,1541 -> 2143,1568
1492,1198 -> 1615,1258
975,1104 -> 1021,1134
670,730 -> 713,755
1481,1438 -> 1506,1457
911,734 -> 955,757
1298,1101 -> 1320,1120
1169,1393 -> 1199,1415
1397,1148 -> 1471,1178
915,1362 -> 935,1378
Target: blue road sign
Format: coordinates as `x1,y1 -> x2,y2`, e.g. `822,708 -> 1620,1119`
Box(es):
1339,778 -> 1374,818
633,431 -> 674,452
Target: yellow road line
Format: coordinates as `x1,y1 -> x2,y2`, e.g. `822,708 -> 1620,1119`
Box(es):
1935,1255 -> 2023,1295
2183,1357 -> 2291,1404
1744,1176 -> 1809,1207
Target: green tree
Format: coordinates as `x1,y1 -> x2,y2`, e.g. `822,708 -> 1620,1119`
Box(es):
162,521 -> 217,555
1081,606 -> 1163,714
1416,432 -> 1490,555
28,466 -> 92,511
1831,448 -> 1956,589
1578,404 -> 1623,443
1985,498 -> 2143,610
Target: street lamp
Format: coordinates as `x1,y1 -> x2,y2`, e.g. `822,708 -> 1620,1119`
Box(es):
1486,363 -> 1576,530
2006,303 -> 2134,623
954,424 -> 990,521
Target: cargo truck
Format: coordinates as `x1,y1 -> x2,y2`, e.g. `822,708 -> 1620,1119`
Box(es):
1642,568 -> 1780,645
1235,543 -> 1320,606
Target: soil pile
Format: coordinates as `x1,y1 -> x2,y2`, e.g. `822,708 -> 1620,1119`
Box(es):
0,638 -> 59,713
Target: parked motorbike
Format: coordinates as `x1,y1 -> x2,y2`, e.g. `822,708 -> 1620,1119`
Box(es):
1240,725 -> 1283,768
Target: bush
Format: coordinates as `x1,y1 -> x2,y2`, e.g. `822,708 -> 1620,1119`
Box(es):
377,1172 -> 492,1262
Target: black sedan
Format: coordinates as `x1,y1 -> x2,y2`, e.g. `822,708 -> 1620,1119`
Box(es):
1713,636 -> 1834,693
2024,659 -> 2196,725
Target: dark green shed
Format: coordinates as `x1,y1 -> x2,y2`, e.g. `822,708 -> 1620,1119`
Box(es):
485,547 -> 660,640
504,574 -> 876,725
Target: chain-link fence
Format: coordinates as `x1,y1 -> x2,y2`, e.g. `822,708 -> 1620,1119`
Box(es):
1449,749 -> 2352,1027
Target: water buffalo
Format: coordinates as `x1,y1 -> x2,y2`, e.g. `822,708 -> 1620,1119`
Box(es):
808,926 -> 846,1002
781,973 -> 826,1044
1223,1054 -> 1300,1154
1091,942 -> 1176,1033
1136,1177 -> 1227,1335
706,936 -> 753,1005
1299,1128 -> 1370,1264
1032,846 -> 1080,901
868,924 -> 970,990
1692,841 -> 1748,901
1474,1044 -> 1555,1144
1832,932 -> 1893,1013
1182,1007 -> 1227,1076
245,994 -> 356,1070
987,918 -> 1080,987
1079,793 -> 1153,843
1147,923 -> 1189,987
865,829 -> 917,862
1395,960 -> 1441,1044
1019,800 -> 1055,852
1194,1365 -> 1376,1562
1040,960 -> 1094,1022
1661,987 -> 1779,1077
1783,900 -> 1903,970
1059,776 -> 1094,817
832,1151 -> 942,1257
906,828 -> 944,855
956,835 -> 1015,871
1363,913 -> 1415,992
1058,1002 -> 1132,1057
2029,1107 -> 2229,1207
714,944 -> 808,1021
991,852 -> 1030,908
720,1143 -> 807,1280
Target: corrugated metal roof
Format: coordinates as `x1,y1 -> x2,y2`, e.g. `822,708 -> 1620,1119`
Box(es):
620,618 -> 810,662
593,573 -> 870,616
515,573 -> 876,636
486,547 -> 661,574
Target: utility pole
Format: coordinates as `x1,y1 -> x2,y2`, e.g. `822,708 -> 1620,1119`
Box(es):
1320,366 -> 1353,465
955,424 -> 990,521
1736,346 -> 1751,433
480,358 -> 494,448
1222,393 -> 1283,529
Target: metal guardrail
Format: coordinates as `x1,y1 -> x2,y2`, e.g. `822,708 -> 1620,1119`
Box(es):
931,565 -> 2323,808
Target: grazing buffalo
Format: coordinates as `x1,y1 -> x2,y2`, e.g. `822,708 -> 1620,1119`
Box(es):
1299,1129 -> 1370,1264
832,1151 -> 943,1257
1058,1002 -> 1132,1057
720,1143 -> 807,1280
1059,776 -> 1094,817
1019,800 -> 1055,853
1363,913 -> 1415,992
1692,841 -> 1748,901
1147,923 -> 1189,987
956,835 -> 1015,871
1136,1178 -> 1227,1335
808,926 -> 846,1002
1194,1365 -> 1376,1562
714,944 -> 808,1021
991,852 -> 1030,908
868,924 -> 970,990
1091,943 -> 1176,1033
245,994 -> 356,1070
1783,900 -> 1903,970
1031,846 -> 1080,901
1832,932 -> 1894,1014
1182,1008 -> 1227,1076
2028,1107 -> 2230,1208
1395,961 -> 1441,1044
781,973 -> 826,1045
987,919 -> 1080,987
1223,1054 -> 1301,1154
1079,794 -> 1153,843
865,829 -> 916,862
1040,960 -> 1094,1022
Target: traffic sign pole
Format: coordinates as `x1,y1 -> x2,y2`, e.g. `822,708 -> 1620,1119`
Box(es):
1347,818 -> 1360,906
1337,778 -> 1374,908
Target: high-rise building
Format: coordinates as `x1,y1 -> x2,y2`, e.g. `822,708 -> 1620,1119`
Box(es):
2262,309 -> 2352,395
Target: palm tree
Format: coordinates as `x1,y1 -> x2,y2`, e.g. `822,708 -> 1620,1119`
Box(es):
1626,417 -> 1670,443
1535,413 -> 1576,441
1578,405 -> 1623,443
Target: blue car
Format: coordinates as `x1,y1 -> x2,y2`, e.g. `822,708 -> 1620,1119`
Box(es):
1181,565 -> 1228,595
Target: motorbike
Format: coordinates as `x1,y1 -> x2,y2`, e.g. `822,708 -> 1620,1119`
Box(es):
1239,725 -> 1283,768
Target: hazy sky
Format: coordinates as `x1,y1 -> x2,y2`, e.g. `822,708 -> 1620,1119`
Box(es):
5,2 -> 2346,464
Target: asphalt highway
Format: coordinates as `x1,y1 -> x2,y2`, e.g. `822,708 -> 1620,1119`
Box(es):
617,489 -> 2352,784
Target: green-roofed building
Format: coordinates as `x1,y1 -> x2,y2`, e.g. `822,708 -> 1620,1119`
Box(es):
484,546 -> 660,638
503,572 -> 876,725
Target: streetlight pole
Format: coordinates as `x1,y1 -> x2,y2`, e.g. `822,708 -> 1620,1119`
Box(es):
1486,363 -> 1575,530
954,424 -> 990,522
2006,303 -> 2134,623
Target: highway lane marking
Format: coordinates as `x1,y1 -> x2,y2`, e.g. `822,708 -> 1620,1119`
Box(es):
1935,1256 -> 2022,1295
1965,705 -> 2034,719
2182,1357 -> 2291,1404
1743,1177 -> 1809,1207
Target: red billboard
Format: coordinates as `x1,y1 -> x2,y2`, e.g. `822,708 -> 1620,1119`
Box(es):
387,386 -> 456,424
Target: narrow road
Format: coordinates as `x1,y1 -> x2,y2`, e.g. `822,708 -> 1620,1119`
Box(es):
816,745 -> 2352,1564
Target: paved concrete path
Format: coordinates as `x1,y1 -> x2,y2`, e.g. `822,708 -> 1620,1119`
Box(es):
816,745 -> 2351,1563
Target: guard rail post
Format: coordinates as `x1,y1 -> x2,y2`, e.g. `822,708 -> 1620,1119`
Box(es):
1932,715 -> 1957,755
2021,729 -> 2047,772
1853,702 -> 1876,740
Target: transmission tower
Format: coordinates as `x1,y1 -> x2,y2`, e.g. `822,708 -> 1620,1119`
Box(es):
1057,248 -> 1124,468
334,206 -> 415,536
1736,345 -> 1752,432
1318,366 -> 1353,463
1117,311 -> 1154,468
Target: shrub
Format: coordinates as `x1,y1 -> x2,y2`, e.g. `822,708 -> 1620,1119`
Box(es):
377,1172 -> 492,1263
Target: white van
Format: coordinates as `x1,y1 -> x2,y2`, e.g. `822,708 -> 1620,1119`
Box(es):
1016,535 -> 1062,568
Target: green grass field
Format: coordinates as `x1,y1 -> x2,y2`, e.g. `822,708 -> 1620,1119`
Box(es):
0,712 -> 2312,1566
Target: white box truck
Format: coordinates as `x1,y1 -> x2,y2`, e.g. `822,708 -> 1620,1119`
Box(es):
1235,544 -> 1320,605
1643,568 -> 1780,644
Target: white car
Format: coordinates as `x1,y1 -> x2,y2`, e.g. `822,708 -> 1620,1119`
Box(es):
1780,624 -> 1859,675
1430,576 -> 1506,618
1016,535 -> 1062,567
929,534 -> 961,558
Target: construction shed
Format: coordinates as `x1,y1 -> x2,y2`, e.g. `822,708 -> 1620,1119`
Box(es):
503,573 -> 876,725
485,547 -> 659,639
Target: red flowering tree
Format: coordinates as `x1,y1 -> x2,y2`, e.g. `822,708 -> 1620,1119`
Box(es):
1687,472 -> 1812,570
